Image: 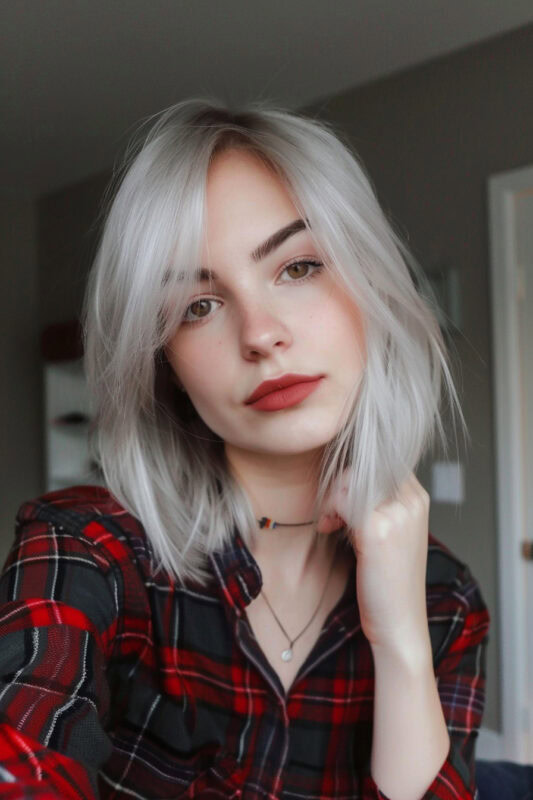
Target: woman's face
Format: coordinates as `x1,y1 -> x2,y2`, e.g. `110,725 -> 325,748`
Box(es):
165,148 -> 366,459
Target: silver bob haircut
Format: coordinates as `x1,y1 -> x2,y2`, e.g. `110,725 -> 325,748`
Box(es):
83,98 -> 467,587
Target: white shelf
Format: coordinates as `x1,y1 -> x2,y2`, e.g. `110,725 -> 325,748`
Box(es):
43,358 -> 102,493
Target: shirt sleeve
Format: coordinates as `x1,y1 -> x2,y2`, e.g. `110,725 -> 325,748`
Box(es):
360,561 -> 491,800
0,510 -> 122,799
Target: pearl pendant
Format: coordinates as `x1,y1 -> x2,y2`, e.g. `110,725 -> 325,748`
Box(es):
281,648 -> 293,662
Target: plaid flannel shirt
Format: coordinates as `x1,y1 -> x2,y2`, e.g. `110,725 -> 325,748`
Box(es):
0,485 -> 490,799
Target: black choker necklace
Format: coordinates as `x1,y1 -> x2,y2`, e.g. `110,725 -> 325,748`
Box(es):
257,517 -> 315,530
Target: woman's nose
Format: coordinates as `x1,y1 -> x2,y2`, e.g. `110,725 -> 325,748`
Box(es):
239,302 -> 293,359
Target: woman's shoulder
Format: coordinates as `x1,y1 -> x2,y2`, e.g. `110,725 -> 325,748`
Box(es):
2,486 -> 154,675
15,484 -> 153,570
18,483 -> 121,518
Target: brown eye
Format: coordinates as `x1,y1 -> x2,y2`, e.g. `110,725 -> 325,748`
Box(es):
184,299 -> 217,322
280,259 -> 324,283
189,300 -> 210,318
286,262 -> 310,279
182,296 -> 223,325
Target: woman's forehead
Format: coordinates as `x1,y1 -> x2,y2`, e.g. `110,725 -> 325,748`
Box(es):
205,149 -> 296,215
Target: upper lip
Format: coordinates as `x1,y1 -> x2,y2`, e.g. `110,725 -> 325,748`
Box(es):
245,373 -> 323,404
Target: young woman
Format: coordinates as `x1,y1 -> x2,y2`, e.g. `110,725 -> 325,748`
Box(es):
0,100 -> 490,799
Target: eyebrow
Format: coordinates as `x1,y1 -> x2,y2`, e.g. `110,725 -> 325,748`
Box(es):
176,217 -> 308,284
250,217 -> 307,262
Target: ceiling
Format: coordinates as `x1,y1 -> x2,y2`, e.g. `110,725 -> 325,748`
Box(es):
2,0 -> 533,198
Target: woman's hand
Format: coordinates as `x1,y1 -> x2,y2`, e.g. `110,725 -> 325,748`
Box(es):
318,471 -> 431,656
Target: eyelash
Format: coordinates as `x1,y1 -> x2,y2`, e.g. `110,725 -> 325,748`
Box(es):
180,258 -> 324,325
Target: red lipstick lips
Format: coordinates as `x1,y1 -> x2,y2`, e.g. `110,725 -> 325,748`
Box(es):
245,373 -> 323,411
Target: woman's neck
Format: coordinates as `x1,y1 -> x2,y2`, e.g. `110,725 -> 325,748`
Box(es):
225,443 -> 335,588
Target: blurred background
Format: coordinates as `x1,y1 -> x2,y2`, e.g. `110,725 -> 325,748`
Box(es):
2,0 -> 533,763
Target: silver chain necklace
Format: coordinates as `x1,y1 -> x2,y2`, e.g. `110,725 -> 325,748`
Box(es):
256,517 -> 339,662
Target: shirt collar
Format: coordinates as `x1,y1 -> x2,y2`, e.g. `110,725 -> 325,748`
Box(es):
208,526 -> 263,615
208,526 -> 356,619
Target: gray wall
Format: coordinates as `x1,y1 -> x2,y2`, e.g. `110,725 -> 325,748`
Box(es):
38,172 -> 109,329
0,198 -> 42,567
306,23 -> 533,732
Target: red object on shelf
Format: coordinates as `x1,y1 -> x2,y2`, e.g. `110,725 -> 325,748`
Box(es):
41,320 -> 84,361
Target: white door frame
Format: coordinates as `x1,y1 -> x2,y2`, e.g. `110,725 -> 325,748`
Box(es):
477,164 -> 533,762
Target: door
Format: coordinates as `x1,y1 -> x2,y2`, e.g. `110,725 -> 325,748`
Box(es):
514,185 -> 533,759
487,165 -> 533,762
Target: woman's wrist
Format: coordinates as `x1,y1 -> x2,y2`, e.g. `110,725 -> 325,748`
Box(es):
370,629 -> 434,674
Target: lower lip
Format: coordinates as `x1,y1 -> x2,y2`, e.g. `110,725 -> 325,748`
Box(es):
247,378 -> 323,411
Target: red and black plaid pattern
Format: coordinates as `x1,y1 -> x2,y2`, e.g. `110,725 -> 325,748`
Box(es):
0,485 -> 490,799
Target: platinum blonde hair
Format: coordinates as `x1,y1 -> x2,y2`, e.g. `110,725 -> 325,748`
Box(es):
83,98 -> 467,587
